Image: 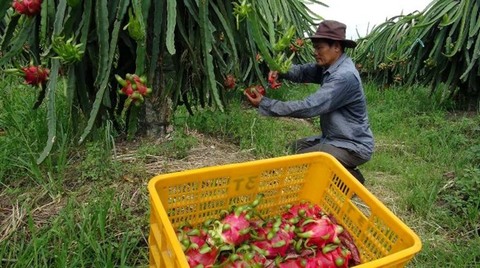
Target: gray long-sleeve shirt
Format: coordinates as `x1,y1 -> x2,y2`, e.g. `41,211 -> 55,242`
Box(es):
258,54 -> 374,160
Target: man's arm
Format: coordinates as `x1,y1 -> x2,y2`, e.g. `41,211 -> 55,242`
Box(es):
280,63 -> 324,84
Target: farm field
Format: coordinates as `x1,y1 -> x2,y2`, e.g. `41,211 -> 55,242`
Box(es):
2,0 -> 480,267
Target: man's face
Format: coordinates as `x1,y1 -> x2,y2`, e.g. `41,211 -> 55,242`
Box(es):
312,40 -> 341,67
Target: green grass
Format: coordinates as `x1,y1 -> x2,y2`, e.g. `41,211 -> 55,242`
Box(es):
1,75 -> 479,267
360,85 -> 480,266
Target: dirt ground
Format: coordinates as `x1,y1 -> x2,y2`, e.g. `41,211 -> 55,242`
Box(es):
144,131 -> 258,175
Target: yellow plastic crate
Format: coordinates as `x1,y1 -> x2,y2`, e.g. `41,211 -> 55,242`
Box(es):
148,152 -> 422,267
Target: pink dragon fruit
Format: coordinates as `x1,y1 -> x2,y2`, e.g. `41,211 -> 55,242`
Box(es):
305,253 -> 336,268
223,74 -> 236,89
116,73 -> 151,105
176,226 -> 219,268
296,215 -> 343,248
303,245 -> 352,268
21,65 -> 50,86
185,246 -> 219,268
133,77 -> 150,96
174,197 -> 359,267
206,195 -> 263,249
251,217 -> 295,259
278,258 -> 307,268
282,201 -> 323,225
207,208 -> 252,248
217,245 -> 267,268
12,0 -> 42,17
120,81 -> 134,96
321,245 -> 352,268
328,215 -> 362,266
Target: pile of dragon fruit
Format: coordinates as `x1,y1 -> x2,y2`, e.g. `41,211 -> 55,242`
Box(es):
176,196 -> 361,267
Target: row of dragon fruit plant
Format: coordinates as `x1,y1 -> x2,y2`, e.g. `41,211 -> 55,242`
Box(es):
0,0 -> 325,164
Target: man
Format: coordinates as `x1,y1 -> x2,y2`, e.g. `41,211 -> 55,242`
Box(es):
245,20 -> 374,184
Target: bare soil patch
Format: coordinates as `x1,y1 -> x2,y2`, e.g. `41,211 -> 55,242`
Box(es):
142,131 -> 257,175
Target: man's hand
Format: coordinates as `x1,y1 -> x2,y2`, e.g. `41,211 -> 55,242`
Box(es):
244,87 -> 263,107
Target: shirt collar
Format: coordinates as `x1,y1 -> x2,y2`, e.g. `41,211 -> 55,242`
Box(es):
323,53 -> 347,75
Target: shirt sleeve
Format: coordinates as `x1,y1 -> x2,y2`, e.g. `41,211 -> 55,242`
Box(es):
280,63 -> 324,84
259,72 -> 359,118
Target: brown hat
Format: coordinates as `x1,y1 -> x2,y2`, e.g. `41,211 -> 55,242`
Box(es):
308,20 -> 357,48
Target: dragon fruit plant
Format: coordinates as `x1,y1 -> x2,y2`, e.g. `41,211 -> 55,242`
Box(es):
175,198 -> 361,267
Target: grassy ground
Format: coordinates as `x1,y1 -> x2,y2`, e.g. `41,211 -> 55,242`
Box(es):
0,76 -> 479,267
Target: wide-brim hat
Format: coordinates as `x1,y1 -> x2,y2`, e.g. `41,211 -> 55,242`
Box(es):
308,20 -> 357,48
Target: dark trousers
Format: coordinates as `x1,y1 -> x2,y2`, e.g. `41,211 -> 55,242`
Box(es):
289,136 -> 368,184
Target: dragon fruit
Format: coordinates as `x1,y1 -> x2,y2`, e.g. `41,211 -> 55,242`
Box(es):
303,245 -> 352,268
251,217 -> 295,258
296,215 -> 343,248
185,245 -> 219,268
21,65 -> 50,86
217,245 -> 267,268
132,75 -> 151,96
322,245 -> 352,268
305,253 -> 336,268
207,207 -> 252,248
278,258 -> 307,268
268,71 -> 282,89
176,225 -> 218,268
328,215 -> 362,266
12,0 -> 42,17
282,201 -> 323,225
175,198 -> 360,267
52,36 -> 84,64
177,226 -> 205,251
115,73 -> 152,106
120,81 -> 134,96
206,195 -> 263,248
223,74 -> 236,89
